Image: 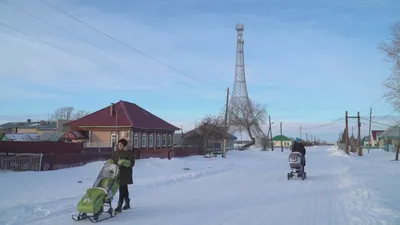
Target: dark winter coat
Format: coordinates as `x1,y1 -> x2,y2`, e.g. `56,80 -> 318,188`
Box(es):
111,145 -> 135,186
291,142 -> 306,156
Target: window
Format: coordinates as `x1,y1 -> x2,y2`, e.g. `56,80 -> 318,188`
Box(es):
162,134 -> 166,147
149,133 -> 154,148
167,134 -> 172,147
142,133 -> 147,148
156,134 -> 161,147
133,133 -> 139,148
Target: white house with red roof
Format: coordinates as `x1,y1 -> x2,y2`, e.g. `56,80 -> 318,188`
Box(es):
65,100 -> 180,152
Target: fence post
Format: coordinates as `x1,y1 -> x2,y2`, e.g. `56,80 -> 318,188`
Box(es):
38,153 -> 43,171
168,150 -> 171,160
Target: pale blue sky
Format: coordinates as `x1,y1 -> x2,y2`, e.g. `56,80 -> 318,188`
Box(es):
0,0 -> 399,142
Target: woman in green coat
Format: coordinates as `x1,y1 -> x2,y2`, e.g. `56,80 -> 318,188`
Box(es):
105,138 -> 135,213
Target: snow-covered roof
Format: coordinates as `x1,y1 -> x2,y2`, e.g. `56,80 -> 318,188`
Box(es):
2,133 -> 40,141
378,126 -> 400,139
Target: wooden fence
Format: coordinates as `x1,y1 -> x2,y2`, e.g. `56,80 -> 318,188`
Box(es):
0,141 -> 202,172
0,141 -> 84,154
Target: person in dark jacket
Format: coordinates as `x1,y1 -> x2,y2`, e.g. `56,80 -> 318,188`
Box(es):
291,137 -> 306,166
105,138 -> 135,213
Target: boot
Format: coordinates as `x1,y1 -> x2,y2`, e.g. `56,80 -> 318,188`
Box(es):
122,198 -> 130,210
114,201 -> 123,213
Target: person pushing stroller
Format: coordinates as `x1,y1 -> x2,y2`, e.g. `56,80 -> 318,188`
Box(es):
291,137 -> 306,167
105,138 -> 135,213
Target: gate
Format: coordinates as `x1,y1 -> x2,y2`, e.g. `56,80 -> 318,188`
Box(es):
0,153 -> 43,172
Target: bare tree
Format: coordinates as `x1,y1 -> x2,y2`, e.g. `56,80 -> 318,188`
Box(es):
229,98 -> 268,148
196,114 -> 225,154
73,110 -> 90,119
379,21 -> 400,161
259,136 -> 269,151
379,22 -> 400,108
49,107 -> 90,121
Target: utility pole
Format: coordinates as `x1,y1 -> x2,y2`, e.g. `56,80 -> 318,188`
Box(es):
346,111 -> 361,155
306,133 -> 308,142
222,87 -> 229,158
345,111 -> 349,154
357,111 -> 362,156
280,122 -> 283,152
269,115 -> 274,151
368,107 -> 372,153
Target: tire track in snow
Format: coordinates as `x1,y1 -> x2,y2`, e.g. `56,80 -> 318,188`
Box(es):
1,164 -> 237,225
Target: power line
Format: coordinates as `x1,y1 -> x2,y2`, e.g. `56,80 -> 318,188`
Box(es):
301,117 -> 344,129
39,0 -> 206,84
0,0 -> 195,88
359,96 -> 385,114
373,108 -> 399,123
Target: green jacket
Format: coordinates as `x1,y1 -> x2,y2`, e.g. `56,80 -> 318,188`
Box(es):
109,145 -> 135,186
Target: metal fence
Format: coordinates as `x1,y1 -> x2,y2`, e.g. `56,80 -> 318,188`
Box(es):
0,153 -> 43,172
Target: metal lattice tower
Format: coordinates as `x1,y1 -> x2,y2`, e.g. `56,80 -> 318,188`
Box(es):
230,23 -> 249,107
229,23 -> 268,145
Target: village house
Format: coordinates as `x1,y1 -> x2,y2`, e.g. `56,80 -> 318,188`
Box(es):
0,119 -> 42,133
36,120 -> 71,135
173,126 -> 237,151
0,133 -> 40,141
65,100 -> 180,150
272,135 -> 292,147
0,119 -> 71,135
377,126 -> 400,152
371,130 -> 385,146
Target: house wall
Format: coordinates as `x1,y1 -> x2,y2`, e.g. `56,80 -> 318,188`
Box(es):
273,140 -> 292,147
83,129 -> 175,149
227,139 -> 235,150
90,131 -> 112,147
175,134 -> 235,150
37,130 -> 56,136
131,130 -> 174,149
16,128 -> 37,134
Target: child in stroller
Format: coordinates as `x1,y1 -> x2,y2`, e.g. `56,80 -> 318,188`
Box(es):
287,137 -> 307,180
287,152 -> 306,180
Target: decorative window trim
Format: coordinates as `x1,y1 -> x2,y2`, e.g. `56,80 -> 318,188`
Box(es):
133,133 -> 139,148
149,133 -> 154,148
162,134 -> 166,147
167,134 -> 172,147
156,134 -> 161,148
142,133 -> 147,148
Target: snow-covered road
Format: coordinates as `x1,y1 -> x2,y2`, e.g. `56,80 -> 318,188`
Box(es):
1,146 -> 399,225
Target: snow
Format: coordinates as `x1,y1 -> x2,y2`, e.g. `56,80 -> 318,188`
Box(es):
1,146 -> 400,225
2,133 -> 40,141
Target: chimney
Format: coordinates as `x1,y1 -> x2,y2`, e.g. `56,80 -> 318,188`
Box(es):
110,104 -> 114,116
27,119 -> 31,123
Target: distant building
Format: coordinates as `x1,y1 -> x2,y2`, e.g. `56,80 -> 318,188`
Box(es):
0,119 -> 71,134
174,126 -> 237,151
0,133 -> 40,141
272,135 -> 292,147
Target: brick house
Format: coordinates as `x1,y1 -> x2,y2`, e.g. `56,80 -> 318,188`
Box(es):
65,100 -> 180,152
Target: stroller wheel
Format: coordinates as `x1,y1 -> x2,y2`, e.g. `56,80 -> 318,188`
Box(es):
304,172 -> 307,179
287,173 -> 291,180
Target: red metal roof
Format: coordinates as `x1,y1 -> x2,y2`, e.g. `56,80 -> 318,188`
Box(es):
65,100 -> 180,131
371,130 -> 385,140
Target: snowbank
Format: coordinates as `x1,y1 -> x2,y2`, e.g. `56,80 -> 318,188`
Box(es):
1,147 -> 399,225
0,150 -> 260,224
